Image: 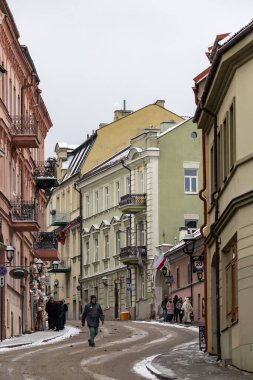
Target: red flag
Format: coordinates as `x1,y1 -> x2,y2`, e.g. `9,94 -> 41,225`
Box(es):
59,223 -> 71,245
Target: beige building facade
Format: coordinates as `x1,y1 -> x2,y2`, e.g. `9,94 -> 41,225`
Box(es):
194,21 -> 253,372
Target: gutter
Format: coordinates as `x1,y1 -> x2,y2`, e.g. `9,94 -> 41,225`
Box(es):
199,105 -> 221,361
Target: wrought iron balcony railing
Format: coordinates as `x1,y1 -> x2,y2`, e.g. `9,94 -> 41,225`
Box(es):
33,159 -> 57,178
33,232 -> 58,250
33,159 -> 58,190
119,245 -> 147,263
11,200 -> 38,221
50,211 -> 69,226
10,115 -> 38,135
119,194 -> 146,213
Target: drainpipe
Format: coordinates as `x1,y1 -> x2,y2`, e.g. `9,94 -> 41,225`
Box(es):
74,179 -> 83,315
200,104 -> 221,361
198,129 -> 208,350
121,160 -> 133,308
121,160 -> 132,243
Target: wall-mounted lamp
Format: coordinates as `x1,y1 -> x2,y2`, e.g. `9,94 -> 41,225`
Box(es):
183,234 -> 196,256
102,276 -> 108,286
0,65 -> 7,76
161,266 -> 167,277
52,261 -> 59,271
6,245 -> 15,263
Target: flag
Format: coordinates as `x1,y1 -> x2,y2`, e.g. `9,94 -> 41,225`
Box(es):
58,223 -> 71,245
152,252 -> 166,270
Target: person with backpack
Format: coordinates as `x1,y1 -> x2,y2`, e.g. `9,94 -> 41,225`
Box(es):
81,295 -> 104,347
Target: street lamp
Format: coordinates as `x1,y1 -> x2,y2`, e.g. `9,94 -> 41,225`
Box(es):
183,234 -> 196,307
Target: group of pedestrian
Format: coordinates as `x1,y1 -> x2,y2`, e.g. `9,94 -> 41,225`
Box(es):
161,294 -> 193,324
45,297 -> 68,331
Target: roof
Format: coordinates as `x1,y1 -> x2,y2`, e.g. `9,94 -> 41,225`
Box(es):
194,19 -> 253,122
78,146 -> 130,182
158,117 -> 192,138
61,133 -> 97,182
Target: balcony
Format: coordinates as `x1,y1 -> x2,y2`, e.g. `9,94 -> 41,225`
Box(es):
47,258 -> 71,273
119,246 -> 147,265
50,211 -> 69,227
119,194 -> 146,214
33,232 -> 60,261
33,159 -> 58,190
11,200 -> 39,232
10,115 -> 39,148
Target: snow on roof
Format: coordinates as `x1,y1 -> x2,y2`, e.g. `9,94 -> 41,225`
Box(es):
165,229 -> 201,254
57,142 -> 78,150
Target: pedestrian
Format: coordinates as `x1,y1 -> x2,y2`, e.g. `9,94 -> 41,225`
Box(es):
166,296 -> 174,322
182,297 -> 193,324
58,301 -> 65,330
81,295 -> 104,347
173,295 -> 179,322
161,295 -> 168,322
45,297 -> 55,330
36,306 -> 43,331
62,300 -> 68,327
176,297 -> 184,323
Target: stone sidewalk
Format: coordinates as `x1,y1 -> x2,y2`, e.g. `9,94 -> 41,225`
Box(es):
147,342 -> 253,380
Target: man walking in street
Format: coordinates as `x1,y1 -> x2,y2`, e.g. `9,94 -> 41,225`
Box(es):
81,295 -> 104,347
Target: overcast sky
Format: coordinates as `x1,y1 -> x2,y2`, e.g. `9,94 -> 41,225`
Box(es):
7,0 -> 253,158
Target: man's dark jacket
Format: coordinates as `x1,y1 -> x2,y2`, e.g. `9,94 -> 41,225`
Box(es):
82,302 -> 104,328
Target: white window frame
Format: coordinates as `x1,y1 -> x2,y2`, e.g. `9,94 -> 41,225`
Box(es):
104,186 -> 109,210
94,238 -> 99,262
115,230 -> 121,254
104,234 -> 109,259
94,190 -> 99,214
115,181 -> 120,205
85,241 -> 90,265
183,162 -> 199,195
126,175 -> 131,194
85,194 -> 90,218
184,169 -> 198,194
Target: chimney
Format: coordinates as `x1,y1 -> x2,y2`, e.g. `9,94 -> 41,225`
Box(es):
114,109 -> 132,121
99,123 -> 108,129
155,100 -> 165,108
179,226 -> 188,242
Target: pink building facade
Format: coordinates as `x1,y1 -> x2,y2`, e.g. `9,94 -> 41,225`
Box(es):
0,1 -> 53,339
165,232 -> 205,324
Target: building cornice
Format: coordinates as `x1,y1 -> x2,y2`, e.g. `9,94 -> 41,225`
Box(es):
206,190 -> 253,246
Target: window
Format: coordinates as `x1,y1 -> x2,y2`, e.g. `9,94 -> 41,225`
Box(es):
85,195 -> 90,218
184,169 -> 197,194
104,234 -> 109,259
115,181 -> 120,204
229,99 -> 236,169
126,227 -> 131,246
225,240 -> 238,323
138,170 -> 145,193
115,230 -> 121,254
73,276 -> 76,295
94,238 -> 99,262
176,267 -> 180,288
104,186 -> 109,209
210,146 -> 214,196
94,191 -> 99,214
138,221 -> 146,246
223,114 -> 229,180
72,230 -> 76,254
185,219 -> 197,234
126,176 -> 131,194
85,241 -> 90,265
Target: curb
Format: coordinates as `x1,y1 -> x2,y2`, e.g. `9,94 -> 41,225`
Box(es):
146,362 -> 177,380
0,333 -> 64,349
